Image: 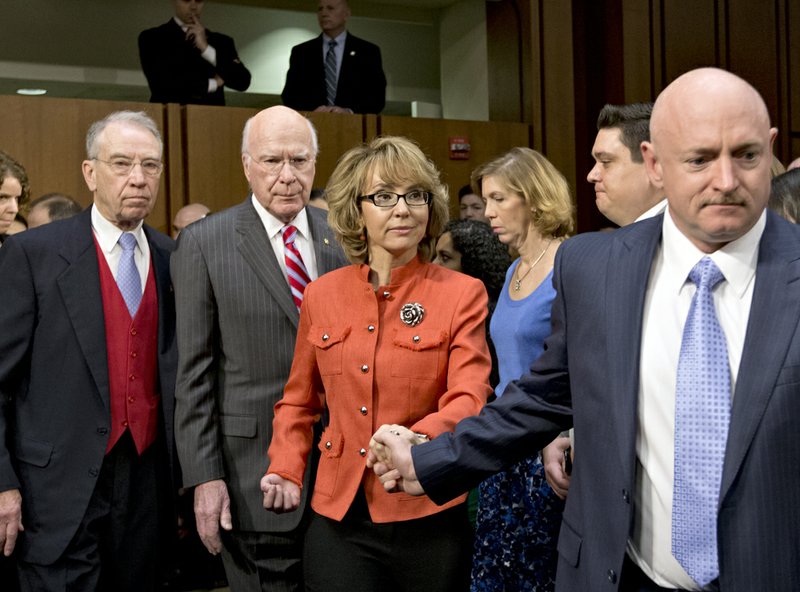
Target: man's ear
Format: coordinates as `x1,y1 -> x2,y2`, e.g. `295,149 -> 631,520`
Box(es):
640,141 -> 664,190
82,160 -> 97,193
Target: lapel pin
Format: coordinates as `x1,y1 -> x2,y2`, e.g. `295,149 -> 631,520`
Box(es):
323,238 -> 330,245
350,51 -> 356,56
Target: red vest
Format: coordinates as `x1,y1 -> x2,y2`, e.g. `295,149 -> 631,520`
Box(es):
94,238 -> 160,455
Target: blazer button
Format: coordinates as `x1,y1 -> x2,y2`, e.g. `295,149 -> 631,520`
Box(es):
622,489 -> 630,504
360,364 -> 369,373
359,448 -> 367,457
607,569 -> 617,584
412,335 -> 420,343
88,467 -> 99,477
367,325 -> 375,332
96,427 -> 108,435
322,334 -> 329,341
360,406 -> 368,415
325,441 -> 332,450
382,291 -> 391,299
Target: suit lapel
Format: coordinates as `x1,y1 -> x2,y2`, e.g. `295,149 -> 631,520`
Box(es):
234,200 -> 300,326
721,213 -> 800,499
605,217 -> 663,485
56,210 -> 110,411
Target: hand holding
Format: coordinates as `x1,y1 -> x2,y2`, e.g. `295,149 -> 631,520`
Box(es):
367,424 -> 425,496
542,436 -> 572,499
193,479 -> 233,555
0,488 -> 23,556
260,474 -> 301,513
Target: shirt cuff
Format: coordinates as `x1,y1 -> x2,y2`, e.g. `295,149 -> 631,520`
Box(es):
201,44 -> 217,66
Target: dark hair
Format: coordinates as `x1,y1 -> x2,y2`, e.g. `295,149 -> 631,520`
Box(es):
28,192 -> 82,221
443,219 -> 511,304
596,102 -> 653,164
0,150 -> 30,207
458,184 -> 475,200
769,168 -> 800,223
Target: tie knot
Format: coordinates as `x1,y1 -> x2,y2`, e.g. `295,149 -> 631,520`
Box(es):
689,256 -> 724,291
119,232 -> 137,252
282,225 -> 298,246
328,40 -> 337,49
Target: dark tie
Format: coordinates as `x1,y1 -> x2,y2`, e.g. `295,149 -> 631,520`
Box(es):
117,232 -> 142,317
672,256 -> 730,587
325,40 -> 337,106
282,225 -> 311,310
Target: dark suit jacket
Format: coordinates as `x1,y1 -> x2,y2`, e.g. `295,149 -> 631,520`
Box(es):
0,209 -> 177,565
413,212 -> 800,591
171,201 -> 348,533
281,33 -> 386,114
139,19 -> 251,105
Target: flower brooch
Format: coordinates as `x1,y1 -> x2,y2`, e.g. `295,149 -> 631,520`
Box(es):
400,302 -> 425,327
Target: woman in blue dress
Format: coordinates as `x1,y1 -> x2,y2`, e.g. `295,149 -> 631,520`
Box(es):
470,147 -> 574,592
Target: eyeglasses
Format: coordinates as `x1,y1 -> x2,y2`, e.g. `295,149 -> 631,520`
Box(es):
360,190 -> 432,208
247,154 -> 314,175
94,158 -> 164,177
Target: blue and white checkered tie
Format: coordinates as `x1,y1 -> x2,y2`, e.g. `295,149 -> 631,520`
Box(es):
672,256 -> 730,587
325,40 -> 337,106
117,232 -> 142,318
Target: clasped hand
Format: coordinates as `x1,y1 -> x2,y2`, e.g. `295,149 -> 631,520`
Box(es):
366,424 -> 425,496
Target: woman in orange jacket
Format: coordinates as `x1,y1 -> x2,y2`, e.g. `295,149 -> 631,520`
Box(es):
262,136 -> 493,591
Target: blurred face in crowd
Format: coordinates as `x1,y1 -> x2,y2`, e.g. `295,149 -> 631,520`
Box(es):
174,0 -> 204,23
82,122 -> 162,231
433,231 -> 462,271
243,106 -> 316,224
172,203 -> 210,238
318,0 -> 350,38
0,175 -> 22,234
459,192 -> 488,223
360,175 -> 429,267
642,68 -> 776,253
587,127 -> 655,226
482,174 -> 530,251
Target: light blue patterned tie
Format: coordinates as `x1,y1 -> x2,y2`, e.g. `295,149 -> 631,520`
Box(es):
672,256 -> 730,586
117,232 -> 142,318
325,40 -> 337,106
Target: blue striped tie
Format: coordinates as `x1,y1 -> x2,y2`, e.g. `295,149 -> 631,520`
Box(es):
325,40 -> 337,106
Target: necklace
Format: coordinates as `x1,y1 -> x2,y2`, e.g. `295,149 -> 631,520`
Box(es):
513,239 -> 553,291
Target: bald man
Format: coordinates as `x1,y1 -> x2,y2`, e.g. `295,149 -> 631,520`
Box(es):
171,202 -> 210,238
172,106 -> 348,591
369,68 -> 800,591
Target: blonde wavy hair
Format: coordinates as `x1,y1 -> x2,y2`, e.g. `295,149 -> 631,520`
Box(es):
326,136 -> 449,264
471,147 -> 574,238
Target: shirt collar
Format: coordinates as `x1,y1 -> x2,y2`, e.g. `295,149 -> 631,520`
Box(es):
635,198 -> 667,222
324,31 -> 347,47
250,194 -> 311,241
91,204 -> 146,253
661,206 -> 765,298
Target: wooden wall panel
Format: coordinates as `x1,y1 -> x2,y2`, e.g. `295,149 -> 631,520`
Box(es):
378,116 -> 530,217
304,112 -> 367,189
661,0 -> 718,82
789,1 -> 800,139
0,96 -> 169,232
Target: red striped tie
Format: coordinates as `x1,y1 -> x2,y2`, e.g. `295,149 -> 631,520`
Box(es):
282,225 -> 311,310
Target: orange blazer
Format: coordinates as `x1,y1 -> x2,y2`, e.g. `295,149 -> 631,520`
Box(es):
268,256 -> 492,523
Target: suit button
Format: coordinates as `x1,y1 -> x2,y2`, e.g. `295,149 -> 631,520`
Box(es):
622,489 -> 630,504
96,427 -> 108,435
122,420 -> 128,427
88,467 -> 99,477
607,569 -> 617,584
322,334 -> 329,341
129,374 -> 136,381
382,291 -> 391,299
367,325 -> 375,332
325,441 -> 332,450
128,396 -> 135,403
130,351 -> 137,358
130,328 -> 137,336
360,406 -> 368,415
361,365 -> 369,373
359,448 -> 367,457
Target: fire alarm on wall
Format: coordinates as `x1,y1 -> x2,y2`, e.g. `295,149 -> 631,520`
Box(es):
449,136 -> 470,160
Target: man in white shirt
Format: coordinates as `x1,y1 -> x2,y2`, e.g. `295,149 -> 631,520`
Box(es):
368,68 -> 800,591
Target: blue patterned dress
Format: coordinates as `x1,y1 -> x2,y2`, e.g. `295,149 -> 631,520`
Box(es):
471,262 -> 565,592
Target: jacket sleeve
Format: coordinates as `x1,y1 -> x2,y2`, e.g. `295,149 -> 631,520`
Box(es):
138,28 -> 209,101
356,43 -> 386,114
281,46 -> 319,112
410,278 -> 493,438
212,32 -> 251,92
267,297 -> 325,488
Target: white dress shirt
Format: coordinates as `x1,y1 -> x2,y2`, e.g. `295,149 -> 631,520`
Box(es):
251,195 -> 319,283
91,205 -> 150,291
628,207 -> 765,589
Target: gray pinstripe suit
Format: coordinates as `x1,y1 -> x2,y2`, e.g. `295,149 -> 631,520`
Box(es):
171,199 -> 347,589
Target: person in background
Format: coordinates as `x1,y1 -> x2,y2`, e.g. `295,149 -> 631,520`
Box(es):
466,147 -> 574,592
458,184 -> 489,223
308,188 -> 329,210
171,202 -> 210,238
26,193 -> 82,228
769,168 -> 800,223
0,151 -> 29,246
139,0 -> 251,105
262,136 -> 492,592
0,110 -> 178,591
171,105 -> 348,591
788,156 -> 800,170
281,0 -> 386,114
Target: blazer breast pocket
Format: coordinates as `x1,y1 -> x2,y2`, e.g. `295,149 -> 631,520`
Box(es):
390,327 -> 447,380
308,325 -> 351,376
